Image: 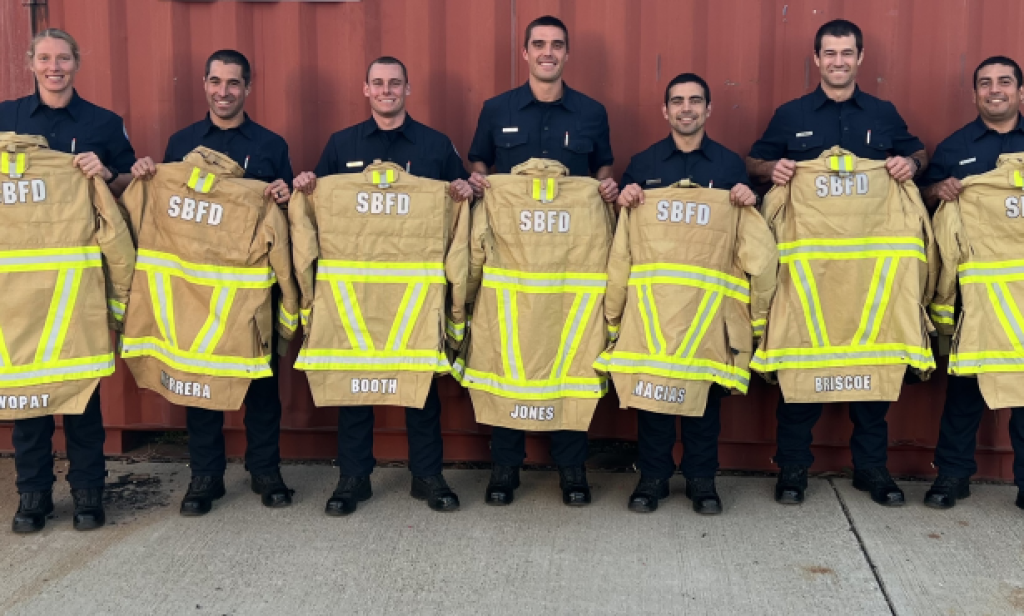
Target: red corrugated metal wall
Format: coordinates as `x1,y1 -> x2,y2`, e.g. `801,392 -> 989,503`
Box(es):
1,0 -> 1021,478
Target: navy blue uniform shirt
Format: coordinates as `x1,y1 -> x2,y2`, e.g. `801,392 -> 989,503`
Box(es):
163,113 -> 293,186
620,135 -> 751,191
748,86 -> 923,162
468,82 -> 613,176
0,90 -> 135,172
314,115 -> 467,182
920,114 -> 1024,186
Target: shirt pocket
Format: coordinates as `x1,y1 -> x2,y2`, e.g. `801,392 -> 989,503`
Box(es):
494,129 -> 529,150
786,133 -> 824,156
562,136 -> 594,171
862,132 -> 893,157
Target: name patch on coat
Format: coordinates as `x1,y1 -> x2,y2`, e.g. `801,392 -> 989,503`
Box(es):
0,394 -> 50,410
161,371 -> 212,399
351,378 -> 398,394
510,404 -> 554,420
633,380 -> 686,404
1,179 -> 46,204
814,375 -> 872,392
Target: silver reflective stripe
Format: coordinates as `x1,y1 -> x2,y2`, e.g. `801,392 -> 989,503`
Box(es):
991,283 -> 1024,344
121,341 -> 268,373
318,265 -> 444,278
138,253 -> 274,285
484,272 -> 606,290
551,293 -> 595,378
600,356 -> 749,386
793,260 -> 827,347
297,354 -> 448,369
461,372 -> 603,395
629,269 -> 748,296
930,305 -> 954,318
638,284 -> 663,355
757,348 -> 934,365
961,265 -> 1024,278
336,282 -> 370,351
195,287 -> 231,354
0,253 -> 99,268
390,283 -> 423,351
0,358 -> 114,383
855,257 -> 895,346
501,289 -> 521,380
953,356 -> 1024,369
680,291 -> 720,358
780,242 -> 925,259
39,269 -> 77,363
155,272 -> 177,348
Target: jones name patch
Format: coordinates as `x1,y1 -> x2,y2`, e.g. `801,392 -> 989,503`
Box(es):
351,378 -> 398,394
633,380 -> 686,404
0,393 -> 50,410
815,375 -> 872,392
510,404 -> 554,420
161,371 -> 212,399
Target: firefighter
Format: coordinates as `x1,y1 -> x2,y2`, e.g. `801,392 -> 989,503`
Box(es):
0,28 -> 136,533
919,56 -> 1024,511
745,19 -> 929,507
466,15 -> 619,507
131,50 -> 295,516
293,56 -> 472,516
616,73 -> 758,515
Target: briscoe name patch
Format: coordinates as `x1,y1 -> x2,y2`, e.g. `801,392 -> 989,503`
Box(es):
815,375 -> 872,393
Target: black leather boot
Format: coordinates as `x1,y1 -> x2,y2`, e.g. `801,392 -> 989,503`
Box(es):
71,487 -> 106,531
1016,488 -> 1023,511
12,491 -> 54,534
180,475 -> 226,517
484,465 -> 520,506
923,476 -> 970,510
558,465 -> 592,507
853,467 -> 906,507
325,476 -> 371,517
251,470 -> 294,508
685,477 -> 723,515
411,474 -> 460,512
775,466 -> 808,505
627,477 -> 669,513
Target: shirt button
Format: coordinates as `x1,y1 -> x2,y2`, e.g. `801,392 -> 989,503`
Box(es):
544,126 -> 548,131
542,150 -> 548,154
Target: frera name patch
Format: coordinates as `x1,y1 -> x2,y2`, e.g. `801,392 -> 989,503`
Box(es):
161,371 -> 212,399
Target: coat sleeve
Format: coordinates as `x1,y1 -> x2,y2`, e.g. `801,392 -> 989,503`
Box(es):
287,190 -> 320,335
736,206 -> 779,340
466,201 -> 487,309
264,201 -> 300,348
905,182 -> 939,333
119,175 -> 147,246
603,209 -> 631,343
90,176 -> 137,332
444,193 -> 471,350
929,200 -> 964,337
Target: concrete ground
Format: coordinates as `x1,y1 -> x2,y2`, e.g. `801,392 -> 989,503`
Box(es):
0,460 -> 1022,615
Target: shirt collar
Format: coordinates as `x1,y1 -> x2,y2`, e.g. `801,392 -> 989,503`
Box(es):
513,81 -> 578,112
811,84 -> 866,110
28,89 -> 83,120
658,134 -> 713,161
201,112 -> 254,138
966,114 -> 1024,141
360,114 -> 418,144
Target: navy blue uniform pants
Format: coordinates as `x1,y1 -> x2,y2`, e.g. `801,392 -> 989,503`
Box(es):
637,386 -> 724,480
187,371 -> 282,477
336,380 -> 444,478
490,427 -> 588,468
934,375 -> 1024,489
13,390 -> 106,493
774,399 -> 890,469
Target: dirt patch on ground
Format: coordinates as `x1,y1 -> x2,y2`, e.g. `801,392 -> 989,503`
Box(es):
104,473 -> 171,515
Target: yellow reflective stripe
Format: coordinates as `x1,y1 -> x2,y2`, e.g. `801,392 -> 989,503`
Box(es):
35,268 -> 82,364
202,173 -> 215,193
958,260 -> 1024,284
1,153 -> 7,176
330,281 -> 374,351
446,318 -> 465,341
384,282 -> 428,351
750,343 -> 935,371
190,287 -> 236,354
550,293 -> 598,380
460,367 -> 606,400
550,294 -> 583,379
607,323 -> 620,342
121,336 -> 271,378
294,348 -> 450,373
108,299 -> 126,321
532,178 -> 541,200
0,325 -> 12,367
928,303 -> 955,325
137,249 -> 275,288
752,319 -> 766,337
481,267 -> 607,294
852,257 -> 898,346
950,350 -> 1024,374
594,351 -> 750,392
790,259 -> 830,347
635,283 -> 667,355
988,282 -> 1024,352
2,152 -> 27,177
828,154 -> 854,172
675,290 -> 722,359
300,309 -> 310,328
1015,170 -> 1024,188
187,167 -> 200,189
496,289 -> 525,380
0,246 -> 102,273
628,263 -> 750,302
278,302 -> 298,332
187,168 -> 215,193
316,260 -> 446,283
778,237 -> 926,263
148,271 -> 177,349
0,354 -> 114,387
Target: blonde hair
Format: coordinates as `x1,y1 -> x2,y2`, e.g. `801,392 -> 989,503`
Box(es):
27,28 -> 81,67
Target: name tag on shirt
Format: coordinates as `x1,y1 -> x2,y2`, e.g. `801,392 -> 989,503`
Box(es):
645,179 -> 662,186
502,127 -> 519,133
795,131 -> 814,138
346,161 -> 364,168
959,157 -> 977,166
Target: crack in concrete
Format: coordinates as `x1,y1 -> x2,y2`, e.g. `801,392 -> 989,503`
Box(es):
828,478 -> 898,616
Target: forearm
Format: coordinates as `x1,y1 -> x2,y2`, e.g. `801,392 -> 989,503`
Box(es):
746,157 -> 777,185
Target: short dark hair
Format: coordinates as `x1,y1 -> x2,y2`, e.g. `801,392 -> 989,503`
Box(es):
814,19 -> 863,55
974,55 -> 1023,90
205,50 -> 251,86
664,73 -> 711,106
524,15 -> 569,52
366,56 -> 409,83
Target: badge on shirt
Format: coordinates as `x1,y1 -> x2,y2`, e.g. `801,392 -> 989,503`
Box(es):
645,179 -> 662,186
959,157 -> 977,166
502,127 -> 519,133
795,131 -> 814,138
346,161 -> 364,168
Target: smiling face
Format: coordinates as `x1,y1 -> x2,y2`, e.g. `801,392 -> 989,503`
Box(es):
974,63 -> 1023,125
364,62 -> 409,119
204,60 -> 249,122
663,81 -> 710,138
814,34 -> 862,90
523,25 -> 568,84
31,37 -> 77,97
